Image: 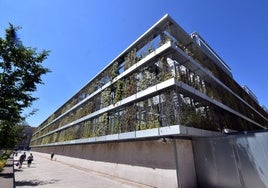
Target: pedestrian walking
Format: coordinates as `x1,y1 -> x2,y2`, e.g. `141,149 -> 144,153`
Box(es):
51,152 -> 54,160
27,153 -> 34,167
19,152 -> 26,168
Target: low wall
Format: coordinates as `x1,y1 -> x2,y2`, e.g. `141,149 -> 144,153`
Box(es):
32,138 -> 196,188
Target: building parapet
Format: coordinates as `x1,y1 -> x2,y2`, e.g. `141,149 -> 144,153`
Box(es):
31,125 -> 222,147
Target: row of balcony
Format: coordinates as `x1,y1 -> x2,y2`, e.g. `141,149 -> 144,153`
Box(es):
31,18 -> 267,145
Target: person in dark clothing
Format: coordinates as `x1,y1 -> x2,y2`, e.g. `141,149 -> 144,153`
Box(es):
51,152 -> 54,160
19,152 -> 26,168
27,153 -> 34,167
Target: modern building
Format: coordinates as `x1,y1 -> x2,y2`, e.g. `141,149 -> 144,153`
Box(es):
17,125 -> 35,150
30,14 -> 268,187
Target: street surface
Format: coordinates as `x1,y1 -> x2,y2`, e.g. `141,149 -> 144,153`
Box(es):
14,151 -> 153,188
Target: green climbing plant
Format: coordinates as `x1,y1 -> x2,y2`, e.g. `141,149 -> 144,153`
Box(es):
114,80 -> 124,103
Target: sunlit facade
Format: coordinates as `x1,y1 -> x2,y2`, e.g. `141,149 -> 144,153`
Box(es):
31,14 -> 268,147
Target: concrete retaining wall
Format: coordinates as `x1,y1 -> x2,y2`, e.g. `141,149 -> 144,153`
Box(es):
32,138 -> 196,188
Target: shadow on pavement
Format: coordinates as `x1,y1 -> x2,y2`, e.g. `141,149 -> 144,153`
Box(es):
14,166 -> 37,173
15,179 -> 60,186
4,163 -> 13,167
14,168 -> 23,172
0,172 -> 13,178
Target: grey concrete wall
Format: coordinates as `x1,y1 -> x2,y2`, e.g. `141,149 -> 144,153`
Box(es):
175,139 -> 197,187
192,132 -> 268,187
32,138 -> 197,188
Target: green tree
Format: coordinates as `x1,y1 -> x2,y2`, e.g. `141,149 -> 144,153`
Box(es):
0,24 -> 50,148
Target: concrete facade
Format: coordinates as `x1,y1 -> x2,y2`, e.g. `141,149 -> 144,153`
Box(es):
31,14 -> 268,149
192,131 -> 268,187
32,138 -> 196,188
30,14 -> 268,188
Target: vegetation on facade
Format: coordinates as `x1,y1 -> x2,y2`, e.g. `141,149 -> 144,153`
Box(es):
31,18 -> 268,146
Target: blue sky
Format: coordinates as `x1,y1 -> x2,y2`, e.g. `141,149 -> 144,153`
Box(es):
1,0 -> 268,127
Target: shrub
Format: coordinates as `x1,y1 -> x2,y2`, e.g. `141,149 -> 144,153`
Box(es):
0,150 -> 12,172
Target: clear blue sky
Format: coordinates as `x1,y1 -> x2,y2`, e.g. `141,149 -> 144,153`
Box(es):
1,0 -> 268,127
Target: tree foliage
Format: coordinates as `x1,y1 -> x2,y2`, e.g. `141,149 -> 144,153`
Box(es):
0,24 -> 50,148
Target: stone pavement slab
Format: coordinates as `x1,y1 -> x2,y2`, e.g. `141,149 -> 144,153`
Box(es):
14,151 -> 153,188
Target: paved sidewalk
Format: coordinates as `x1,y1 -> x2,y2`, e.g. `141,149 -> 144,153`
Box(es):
0,155 -> 14,188
14,151 -> 152,188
